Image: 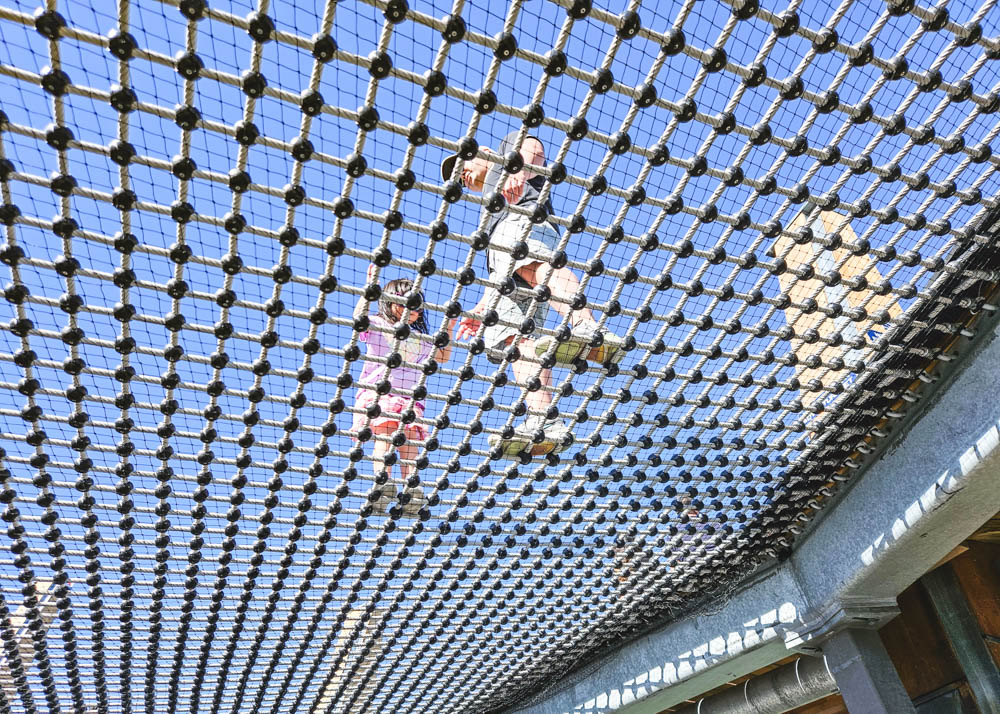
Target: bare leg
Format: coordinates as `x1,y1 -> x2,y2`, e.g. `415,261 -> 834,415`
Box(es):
370,422 -> 396,481
515,262 -> 618,363
399,430 -> 427,512
398,429 -> 419,483
508,336 -> 553,417
516,262 -> 595,324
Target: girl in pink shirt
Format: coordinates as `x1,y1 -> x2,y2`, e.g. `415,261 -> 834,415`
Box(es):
352,265 -> 455,514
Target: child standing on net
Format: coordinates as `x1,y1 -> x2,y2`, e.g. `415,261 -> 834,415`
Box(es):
352,265 -> 456,516
444,132 -> 624,458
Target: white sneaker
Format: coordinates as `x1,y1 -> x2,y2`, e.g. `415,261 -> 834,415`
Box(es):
369,482 -> 398,515
535,321 -> 624,365
400,484 -> 427,518
488,417 -> 572,458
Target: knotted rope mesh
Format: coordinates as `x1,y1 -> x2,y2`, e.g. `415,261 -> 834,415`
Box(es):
0,0 -> 998,712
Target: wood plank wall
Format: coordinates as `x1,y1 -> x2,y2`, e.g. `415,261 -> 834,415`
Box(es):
661,539 -> 1000,713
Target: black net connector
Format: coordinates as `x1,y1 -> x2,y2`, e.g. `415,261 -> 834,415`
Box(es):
220,253 -> 242,275
610,132 -> 631,155
849,42 -> 874,68
424,69 -> 446,97
41,67 -> 70,96
568,0 -> 591,18
648,142 -> 669,166
50,173 -> 76,197
911,124 -> 934,145
223,212 -> 245,235
174,51 -> 203,80
674,97 -> 696,121
384,210 -> 403,231
617,10 -> 640,39
494,31 -> 517,60
228,169 -> 250,193
587,175 -> 606,196
454,136 -> 478,161
774,11 -> 799,37
179,0 -> 206,19
702,47 -> 726,73
566,117 -> 588,141
661,27 -> 685,55
107,28 -> 136,60
171,155 -> 196,180
394,168 -> 414,191
332,196 -> 353,218
523,102 -> 544,128
948,79 -> 974,102
368,50 -> 392,79
312,33 -> 337,62
956,22 -> 982,47
884,112 -> 906,135
485,191 -> 505,213
290,137 -> 313,162
475,89 -> 497,114
170,200 -> 194,223
723,166 -> 743,187
110,85 -> 137,113
246,12 -> 275,43
34,9 -> 66,39
342,152 -> 367,178
732,0 -> 758,19
407,120 -> 429,145
175,104 -> 201,131
428,220 -> 448,242
384,0 -> 408,23
544,49 -> 567,76
356,104 -> 379,132
502,150 -> 524,175
283,183 -> 305,206
812,28 -> 838,53
111,188 -> 137,211
373,247 -> 392,267
241,70 -> 267,98
635,82 -> 656,108
591,67 -> 613,94
442,14 -> 466,42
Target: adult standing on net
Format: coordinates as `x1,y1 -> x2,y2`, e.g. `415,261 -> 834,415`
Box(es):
443,132 -> 623,458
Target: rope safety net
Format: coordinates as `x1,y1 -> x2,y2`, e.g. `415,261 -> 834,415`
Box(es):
0,0 -> 999,712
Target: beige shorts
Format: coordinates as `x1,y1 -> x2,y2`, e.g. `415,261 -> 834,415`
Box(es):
483,214 -> 560,361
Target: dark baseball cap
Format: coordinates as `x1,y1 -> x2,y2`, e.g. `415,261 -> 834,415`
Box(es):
440,154 -> 460,182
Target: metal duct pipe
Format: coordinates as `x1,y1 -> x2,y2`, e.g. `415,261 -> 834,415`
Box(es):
673,656 -> 837,714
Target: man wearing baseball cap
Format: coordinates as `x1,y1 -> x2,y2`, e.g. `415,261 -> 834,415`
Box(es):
445,131 -> 623,458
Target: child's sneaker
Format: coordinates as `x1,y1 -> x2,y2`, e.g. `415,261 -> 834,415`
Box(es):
533,331 -> 588,365
534,321 -> 624,366
400,484 -> 427,518
489,416 -> 572,458
369,482 -> 398,515
572,321 -> 625,365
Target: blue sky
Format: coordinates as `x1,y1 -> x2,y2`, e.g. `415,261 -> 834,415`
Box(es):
0,0 -> 998,710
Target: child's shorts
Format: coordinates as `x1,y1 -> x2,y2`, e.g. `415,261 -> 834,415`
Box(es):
351,389 -> 428,441
484,214 -> 559,363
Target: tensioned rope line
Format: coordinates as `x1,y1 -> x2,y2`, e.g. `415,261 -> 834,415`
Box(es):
0,0 -> 999,712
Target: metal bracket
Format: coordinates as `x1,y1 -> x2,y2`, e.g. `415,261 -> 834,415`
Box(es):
783,596 -> 901,654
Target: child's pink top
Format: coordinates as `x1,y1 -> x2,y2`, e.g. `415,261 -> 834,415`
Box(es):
357,315 -> 434,395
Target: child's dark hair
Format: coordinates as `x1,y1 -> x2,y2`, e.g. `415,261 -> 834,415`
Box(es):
379,278 -> 429,334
